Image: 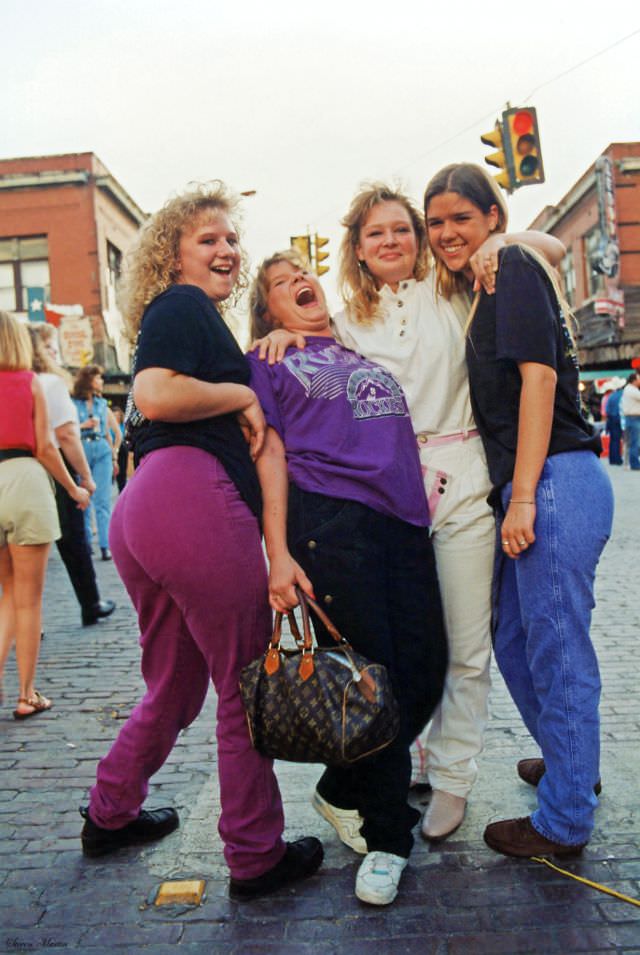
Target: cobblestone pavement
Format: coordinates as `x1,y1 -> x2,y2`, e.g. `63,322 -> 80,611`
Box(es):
1,464 -> 639,955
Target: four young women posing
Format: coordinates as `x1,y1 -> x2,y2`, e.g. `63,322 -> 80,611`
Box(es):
73,165 -> 609,900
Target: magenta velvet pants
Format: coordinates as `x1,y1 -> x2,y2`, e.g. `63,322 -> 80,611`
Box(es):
88,446 -> 285,879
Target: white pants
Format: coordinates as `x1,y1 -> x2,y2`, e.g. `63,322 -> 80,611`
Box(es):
412,434 -> 495,798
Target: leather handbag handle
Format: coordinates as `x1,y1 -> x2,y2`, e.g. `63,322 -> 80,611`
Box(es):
295,588 -> 346,646
271,589 -> 344,650
266,587 -> 377,698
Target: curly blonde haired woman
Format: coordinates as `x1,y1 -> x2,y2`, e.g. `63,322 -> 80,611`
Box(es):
80,182 -> 323,898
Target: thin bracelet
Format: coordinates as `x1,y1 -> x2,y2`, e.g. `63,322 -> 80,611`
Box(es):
509,499 -> 534,504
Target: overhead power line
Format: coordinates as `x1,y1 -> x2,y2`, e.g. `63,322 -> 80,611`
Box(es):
523,26 -> 640,102
313,26 -> 640,228
400,26 -> 640,176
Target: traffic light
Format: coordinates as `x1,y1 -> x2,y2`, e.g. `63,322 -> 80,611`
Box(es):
480,122 -> 512,193
290,235 -> 311,264
502,107 -> 544,188
313,235 -> 330,276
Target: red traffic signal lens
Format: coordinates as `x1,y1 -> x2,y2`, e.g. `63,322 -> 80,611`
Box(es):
512,110 -> 533,135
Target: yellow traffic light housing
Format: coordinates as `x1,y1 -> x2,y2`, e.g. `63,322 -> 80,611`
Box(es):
480,122 -> 512,193
290,235 -> 312,264
313,235 -> 330,276
502,107 -> 545,188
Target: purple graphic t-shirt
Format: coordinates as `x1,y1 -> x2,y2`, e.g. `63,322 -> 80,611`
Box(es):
247,337 -> 429,527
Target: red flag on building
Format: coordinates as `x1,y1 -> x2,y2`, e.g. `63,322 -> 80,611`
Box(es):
44,307 -> 64,327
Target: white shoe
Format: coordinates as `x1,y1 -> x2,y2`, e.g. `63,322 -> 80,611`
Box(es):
420,790 -> 466,842
311,790 -> 367,854
355,851 -> 408,905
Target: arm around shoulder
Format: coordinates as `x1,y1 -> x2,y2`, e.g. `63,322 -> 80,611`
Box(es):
505,231 -> 565,267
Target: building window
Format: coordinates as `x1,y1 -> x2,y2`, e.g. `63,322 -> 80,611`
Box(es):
583,228 -> 605,299
0,235 -> 50,312
107,241 -> 122,287
560,248 -> 576,307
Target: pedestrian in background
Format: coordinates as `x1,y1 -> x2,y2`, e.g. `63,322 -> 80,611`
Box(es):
29,327 -> 116,626
604,384 -> 624,466
111,408 -> 129,492
80,182 -> 323,900
622,371 -> 640,471
424,162 -> 612,858
71,365 -> 116,560
0,312 -> 89,718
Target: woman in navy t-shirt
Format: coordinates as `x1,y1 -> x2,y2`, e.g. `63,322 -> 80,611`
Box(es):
80,183 -> 323,899
424,162 -> 613,860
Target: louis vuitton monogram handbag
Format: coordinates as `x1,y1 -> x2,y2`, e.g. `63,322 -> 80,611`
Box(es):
239,589 -> 400,767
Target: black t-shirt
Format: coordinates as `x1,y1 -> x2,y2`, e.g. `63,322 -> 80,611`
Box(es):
132,284 -> 261,518
466,246 -> 600,494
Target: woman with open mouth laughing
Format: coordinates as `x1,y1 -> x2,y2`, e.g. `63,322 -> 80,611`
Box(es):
80,183 -> 323,900
247,250 -> 448,906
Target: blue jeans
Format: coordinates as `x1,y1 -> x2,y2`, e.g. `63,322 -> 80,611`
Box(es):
83,438 -> 113,549
625,416 -> 640,470
494,451 -> 613,845
606,415 -> 623,465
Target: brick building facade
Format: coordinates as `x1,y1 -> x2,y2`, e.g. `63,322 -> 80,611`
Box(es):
529,142 -> 640,373
0,152 -> 146,381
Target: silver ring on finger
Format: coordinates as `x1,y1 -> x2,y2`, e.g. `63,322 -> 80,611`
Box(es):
518,539 -> 526,547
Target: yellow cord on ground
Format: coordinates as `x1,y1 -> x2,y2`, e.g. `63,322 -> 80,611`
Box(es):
531,856 -> 640,907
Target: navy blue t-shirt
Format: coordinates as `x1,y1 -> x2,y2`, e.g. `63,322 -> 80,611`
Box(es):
466,246 -> 600,494
132,284 -> 261,518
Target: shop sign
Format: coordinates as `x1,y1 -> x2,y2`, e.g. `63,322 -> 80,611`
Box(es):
58,316 -> 94,367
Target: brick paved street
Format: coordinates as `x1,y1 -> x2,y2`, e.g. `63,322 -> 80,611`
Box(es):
1,463 -> 639,955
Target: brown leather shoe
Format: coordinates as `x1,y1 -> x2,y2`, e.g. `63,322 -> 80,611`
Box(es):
484,816 -> 586,859
517,758 -> 602,796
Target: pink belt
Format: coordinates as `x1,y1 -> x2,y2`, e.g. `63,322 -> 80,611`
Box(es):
416,428 -> 479,448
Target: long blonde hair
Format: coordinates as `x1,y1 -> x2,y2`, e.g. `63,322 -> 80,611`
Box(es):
0,311 -> 32,371
122,181 -> 249,338
339,183 -> 429,325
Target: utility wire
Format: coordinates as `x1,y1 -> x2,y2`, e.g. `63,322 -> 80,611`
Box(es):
313,26 -> 640,228
523,26 -> 640,101
399,26 -> 640,176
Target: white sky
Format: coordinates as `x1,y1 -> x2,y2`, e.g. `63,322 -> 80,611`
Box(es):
3,0 -> 640,323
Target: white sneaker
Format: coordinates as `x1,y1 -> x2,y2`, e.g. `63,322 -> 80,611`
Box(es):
311,790 -> 367,854
355,851 -> 408,905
